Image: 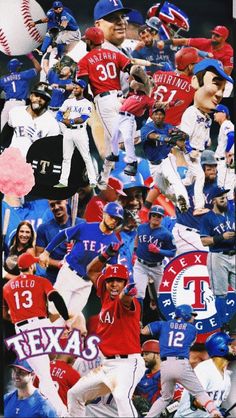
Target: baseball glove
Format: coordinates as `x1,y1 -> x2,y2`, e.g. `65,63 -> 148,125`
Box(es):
63,108 -> 71,119
168,128 -> 189,145
133,396 -> 151,417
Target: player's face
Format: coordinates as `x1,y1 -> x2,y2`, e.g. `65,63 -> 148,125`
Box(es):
30,93 -> 48,113
73,85 -> 83,97
48,199 -> 68,221
211,33 -> 224,47
213,111 -> 225,123
12,367 -> 33,389
152,111 -> 165,126
214,194 -> 228,212
118,187 -> 144,211
193,71 -> 226,113
103,213 -> 121,231
54,6 -> 63,13
105,277 -> 126,298
204,165 -> 217,182
142,351 -> 160,369
139,30 -> 153,47
18,225 -> 32,246
149,213 -> 163,228
95,12 -> 127,46
60,66 -> 71,77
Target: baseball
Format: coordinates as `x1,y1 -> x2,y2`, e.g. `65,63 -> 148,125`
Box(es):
0,0 -> 47,56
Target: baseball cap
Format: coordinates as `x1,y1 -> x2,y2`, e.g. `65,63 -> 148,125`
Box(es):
107,176 -> 127,196
18,253 -> 39,269
211,25 -> 229,40
126,9 -> 144,26
210,186 -> 230,200
193,58 -> 233,83
151,106 -> 165,115
214,104 -> 230,116
94,0 -> 131,20
9,359 -> 34,373
75,79 -> 87,89
53,1 -> 63,8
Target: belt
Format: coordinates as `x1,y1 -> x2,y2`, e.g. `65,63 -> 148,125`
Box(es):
16,316 -> 45,327
49,106 -> 60,111
186,227 -> 198,233
67,125 -> 84,129
216,157 -> 225,161
119,111 -> 133,117
191,148 -> 204,152
138,257 -> 161,267
222,250 -> 236,256
161,356 -> 187,361
97,90 -> 122,98
105,354 -> 129,359
7,98 -> 25,101
150,160 -> 162,165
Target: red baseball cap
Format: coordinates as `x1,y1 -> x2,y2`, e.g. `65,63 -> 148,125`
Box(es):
107,176 -> 127,196
18,253 -> 39,269
211,26 -> 229,40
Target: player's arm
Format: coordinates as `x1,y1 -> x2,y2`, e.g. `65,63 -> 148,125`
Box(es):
26,53 -> 41,72
201,231 -> 236,247
28,17 -> 49,27
120,283 -> 137,309
2,298 -> 11,321
141,321 -> 161,336
147,130 -> 170,143
35,245 -> 63,270
157,38 -> 189,49
86,243 -> 122,285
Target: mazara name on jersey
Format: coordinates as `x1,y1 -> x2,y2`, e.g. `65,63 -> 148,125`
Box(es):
154,72 -> 192,92
87,51 -> 118,64
158,251 -> 236,342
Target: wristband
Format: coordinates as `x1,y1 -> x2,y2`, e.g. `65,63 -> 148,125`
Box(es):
164,39 -> 172,46
213,234 -> 224,245
70,119 -> 75,125
34,19 -> 42,24
98,254 -> 109,263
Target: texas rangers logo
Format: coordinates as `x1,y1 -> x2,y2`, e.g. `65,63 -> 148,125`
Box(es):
159,251 -> 236,342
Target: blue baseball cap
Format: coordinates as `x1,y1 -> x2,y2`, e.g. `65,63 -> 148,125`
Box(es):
94,0 -> 131,20
53,1 -> 63,8
126,9 -> 144,25
193,58 -> 233,83
214,104 -> 230,116
7,58 -> 23,72
210,186 -> 230,200
9,359 -> 34,373
75,79 -> 87,89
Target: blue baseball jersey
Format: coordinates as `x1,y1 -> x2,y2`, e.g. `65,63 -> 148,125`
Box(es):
200,210 -> 235,253
132,43 -> 174,74
60,10 -> 79,30
176,180 -> 218,230
15,199 -> 50,233
148,319 -> 197,358
136,223 -> 176,262
0,69 -> 37,100
135,369 -> 161,404
4,389 -> 57,417
118,229 -> 137,276
47,70 -> 73,108
141,121 -> 174,162
46,222 -> 119,276
36,216 -> 84,283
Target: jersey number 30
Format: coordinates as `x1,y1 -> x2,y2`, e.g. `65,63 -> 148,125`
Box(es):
14,291 -> 33,309
168,331 -> 184,347
96,63 -> 117,81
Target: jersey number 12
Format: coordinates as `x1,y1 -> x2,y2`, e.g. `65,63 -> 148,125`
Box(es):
168,331 -> 184,347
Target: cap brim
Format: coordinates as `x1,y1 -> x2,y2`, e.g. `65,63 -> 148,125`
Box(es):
107,184 -> 127,196
9,364 -> 33,373
213,189 -> 231,198
102,7 -> 132,19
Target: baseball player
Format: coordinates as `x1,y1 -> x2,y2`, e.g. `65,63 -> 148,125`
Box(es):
200,186 -> 236,330
175,331 -> 235,418
121,9 -> 144,55
67,258 -> 145,417
105,64 -> 154,176
5,83 -> 60,158
4,359 -> 57,418
38,202 -> 123,324
141,304 -> 222,418
180,58 -> 233,215
151,47 -> 199,126
3,253 -> 73,416
133,205 -> 176,309
54,79 -> 97,188
214,104 -> 235,200
0,55 -> 41,131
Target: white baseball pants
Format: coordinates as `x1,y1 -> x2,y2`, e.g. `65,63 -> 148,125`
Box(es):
133,259 -> 163,299
184,153 -> 205,210
111,113 -> 137,163
172,223 -> 208,255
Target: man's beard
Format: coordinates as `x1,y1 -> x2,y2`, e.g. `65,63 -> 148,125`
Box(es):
211,40 -> 220,47
216,203 -> 227,213
31,102 -> 47,114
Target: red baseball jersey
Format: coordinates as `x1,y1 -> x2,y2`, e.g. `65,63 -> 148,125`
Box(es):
34,359 -> 80,405
188,38 -> 233,69
152,70 -> 195,126
84,196 -> 106,222
96,275 -> 141,356
3,273 -> 55,323
77,48 -> 130,96
121,93 -> 154,117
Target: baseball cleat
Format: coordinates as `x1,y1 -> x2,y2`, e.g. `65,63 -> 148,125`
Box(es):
124,161 -> 138,176
53,183 -> 67,188
105,153 -> 119,162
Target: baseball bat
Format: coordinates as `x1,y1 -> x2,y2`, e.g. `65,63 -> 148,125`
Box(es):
131,58 -> 163,67
71,192 -> 79,227
2,208 -> 10,249
148,278 -> 166,321
224,402 -> 236,417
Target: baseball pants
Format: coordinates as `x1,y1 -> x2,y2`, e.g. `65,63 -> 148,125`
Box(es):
56,29 -> 81,44
207,252 -> 236,296
49,261 -> 93,322
68,354 -> 145,417
15,318 -> 67,416
59,127 -> 97,186
217,161 -> 235,201
172,223 -> 208,255
111,113 -> 137,163
1,99 -> 25,131
185,153 -> 205,210
146,358 -> 218,417
133,259 -> 163,299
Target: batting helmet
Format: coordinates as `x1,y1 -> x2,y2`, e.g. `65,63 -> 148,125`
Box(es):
103,202 -> 124,220
7,58 -> 23,73
142,339 -> 160,354
111,170 -> 149,192
103,264 -> 129,281
205,332 -> 234,358
84,27 -> 104,45
211,25 -> 229,40
149,205 -> 165,218
200,150 -> 217,167
31,83 -> 52,101
175,304 -> 197,321
145,16 -> 161,32
175,47 -> 199,71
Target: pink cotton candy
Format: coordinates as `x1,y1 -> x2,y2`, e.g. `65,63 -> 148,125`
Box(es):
0,148 -> 35,197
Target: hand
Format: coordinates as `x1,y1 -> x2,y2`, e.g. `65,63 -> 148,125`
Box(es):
28,21 -> 36,28
210,410 -> 223,418
148,243 -> 160,253
57,260 -> 64,269
223,231 -> 235,240
123,282 -> 137,297
26,52 -> 34,60
103,242 -> 122,258
63,118 -> 71,127
66,242 -> 74,254
38,251 -> 50,268
157,40 -> 164,49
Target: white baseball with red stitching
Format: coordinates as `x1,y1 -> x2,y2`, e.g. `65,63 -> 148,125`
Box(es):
0,0 -> 47,56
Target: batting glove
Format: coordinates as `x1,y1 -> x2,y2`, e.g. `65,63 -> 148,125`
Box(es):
102,242 -> 122,259
148,243 -> 160,253
66,242 -> 74,254
123,282 -> 137,297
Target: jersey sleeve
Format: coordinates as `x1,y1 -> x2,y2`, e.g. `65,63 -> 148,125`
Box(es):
59,99 -> 70,112
40,400 -> 58,418
36,224 -> 47,248
199,214 -> 212,237
117,52 -> 131,70
82,100 -> 92,117
188,38 -> 211,50
42,277 -> 55,296
180,107 -> 195,137
77,56 -> 89,77
148,321 -> 162,336
21,69 -> 38,80
66,365 -> 81,386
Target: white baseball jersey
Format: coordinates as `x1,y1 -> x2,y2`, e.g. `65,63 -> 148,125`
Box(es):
215,119 -> 234,158
180,105 -> 212,151
59,97 -> 92,125
121,38 -> 139,56
8,106 -> 60,157
175,359 -> 232,417
73,356 -> 102,377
